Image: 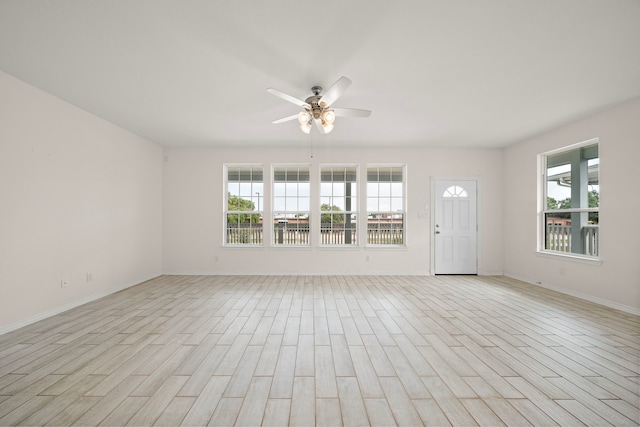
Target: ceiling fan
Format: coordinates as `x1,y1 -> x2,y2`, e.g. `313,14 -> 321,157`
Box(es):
267,76 -> 371,134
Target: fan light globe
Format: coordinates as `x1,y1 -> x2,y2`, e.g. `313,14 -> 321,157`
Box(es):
298,111 -> 310,125
322,122 -> 334,133
300,122 -> 312,134
323,110 -> 335,124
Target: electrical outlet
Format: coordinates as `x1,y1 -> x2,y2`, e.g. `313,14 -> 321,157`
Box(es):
86,273 -> 93,282
366,255 -> 371,262
61,279 -> 69,288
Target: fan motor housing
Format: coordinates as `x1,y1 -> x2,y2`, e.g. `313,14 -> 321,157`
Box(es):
305,94 -> 325,119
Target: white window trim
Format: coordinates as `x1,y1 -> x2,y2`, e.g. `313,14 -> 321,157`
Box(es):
223,163 -> 265,247
319,164 -> 360,247
365,163 -> 407,248
537,138 -> 600,261
272,164 -> 312,247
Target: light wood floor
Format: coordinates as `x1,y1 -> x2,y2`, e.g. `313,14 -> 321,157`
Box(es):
0,275 -> 638,426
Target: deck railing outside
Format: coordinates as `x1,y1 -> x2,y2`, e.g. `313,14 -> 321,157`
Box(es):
367,227 -> 404,245
226,224 -> 263,245
546,224 -> 598,256
275,224 -> 311,245
583,225 -> 599,256
319,225 -> 356,245
226,223 -> 404,245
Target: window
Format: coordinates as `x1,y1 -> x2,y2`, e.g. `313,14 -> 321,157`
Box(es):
225,165 -> 263,245
320,166 -> 358,246
443,185 -> 468,198
367,166 -> 405,245
541,140 -> 599,257
273,166 -> 310,246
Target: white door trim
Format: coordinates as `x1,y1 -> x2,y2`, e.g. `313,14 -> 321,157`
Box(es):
430,176 -> 481,275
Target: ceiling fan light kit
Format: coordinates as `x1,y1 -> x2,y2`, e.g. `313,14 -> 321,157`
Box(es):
267,76 -> 371,135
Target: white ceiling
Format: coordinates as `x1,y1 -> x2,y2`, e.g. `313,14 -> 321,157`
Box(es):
1,1 -> 639,148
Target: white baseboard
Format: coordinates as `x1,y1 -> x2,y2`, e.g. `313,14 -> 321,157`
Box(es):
504,272 -> 640,316
0,274 -> 161,336
161,270 -> 432,276
165,270 -> 504,277
478,270 -> 505,276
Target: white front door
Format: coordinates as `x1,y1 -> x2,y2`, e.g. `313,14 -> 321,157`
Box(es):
434,179 -> 477,274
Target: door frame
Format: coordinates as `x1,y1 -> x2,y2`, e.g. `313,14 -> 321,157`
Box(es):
430,176 -> 481,275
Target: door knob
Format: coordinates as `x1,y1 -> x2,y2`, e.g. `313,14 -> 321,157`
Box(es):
435,231 -> 440,234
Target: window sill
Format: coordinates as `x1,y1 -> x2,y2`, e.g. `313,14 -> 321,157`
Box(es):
366,245 -> 408,250
222,245 -> 264,250
317,245 -> 360,250
269,245 -> 312,251
536,250 -> 602,265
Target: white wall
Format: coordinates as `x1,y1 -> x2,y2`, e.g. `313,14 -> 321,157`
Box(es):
0,71 -> 164,332
503,98 -> 640,313
162,145 -> 504,276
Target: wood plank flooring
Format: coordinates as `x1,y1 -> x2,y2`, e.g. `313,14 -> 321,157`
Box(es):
0,275 -> 638,426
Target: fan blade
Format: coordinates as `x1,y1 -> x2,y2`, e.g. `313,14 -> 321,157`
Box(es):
319,76 -> 351,106
272,114 -> 299,124
333,108 -> 372,118
266,88 -> 310,108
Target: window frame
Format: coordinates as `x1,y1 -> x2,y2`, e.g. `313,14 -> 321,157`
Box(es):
223,164 -> 264,246
319,164 -> 359,247
272,164 -> 312,247
366,164 -> 407,247
538,138 -> 599,260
